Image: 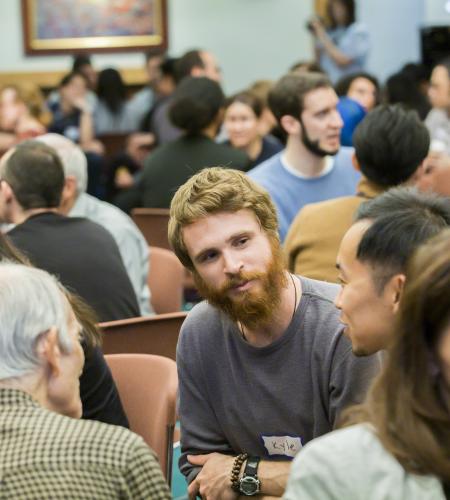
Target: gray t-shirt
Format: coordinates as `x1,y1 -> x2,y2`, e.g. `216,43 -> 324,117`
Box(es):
177,277 -> 381,483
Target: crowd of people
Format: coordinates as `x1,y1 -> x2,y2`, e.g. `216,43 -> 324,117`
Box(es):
1,0 -> 450,498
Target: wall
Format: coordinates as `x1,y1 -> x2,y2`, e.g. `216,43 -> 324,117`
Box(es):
359,0 -> 424,82
0,0 -> 313,94
424,0 -> 450,24
0,0 -> 446,90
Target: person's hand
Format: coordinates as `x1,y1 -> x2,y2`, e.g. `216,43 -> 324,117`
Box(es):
115,168 -> 135,189
187,453 -> 238,500
308,16 -> 326,38
72,96 -> 91,114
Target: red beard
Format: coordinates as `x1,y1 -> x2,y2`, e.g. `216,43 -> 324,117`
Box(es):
193,240 -> 288,330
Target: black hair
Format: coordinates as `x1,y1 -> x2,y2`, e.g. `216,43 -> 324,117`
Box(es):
384,71 -> 430,120
2,140 -> 65,209
160,56 -> 178,78
96,68 -> 126,114
72,54 -> 92,72
328,0 -> 355,28
335,72 -> 380,101
355,188 -> 450,290
174,49 -> 204,84
401,62 -> 431,83
352,105 -> 429,187
169,76 -> 225,135
145,48 -> 165,63
225,91 -> 263,118
268,72 -> 332,125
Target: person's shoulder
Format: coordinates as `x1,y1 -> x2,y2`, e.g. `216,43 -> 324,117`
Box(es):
297,195 -> 359,222
181,301 -> 221,333
247,152 -> 283,179
80,194 -> 142,238
212,141 -> 249,167
178,301 -> 225,348
304,423 -> 373,451
347,22 -> 369,36
425,107 -> 447,127
295,424 -> 377,473
334,146 -> 354,162
333,148 -> 360,177
41,406 -> 153,466
300,276 -> 340,304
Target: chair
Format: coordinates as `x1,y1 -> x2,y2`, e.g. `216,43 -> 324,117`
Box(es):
131,208 -> 170,249
97,132 -> 130,161
100,311 -> 187,361
105,354 -> 178,483
149,246 -> 184,314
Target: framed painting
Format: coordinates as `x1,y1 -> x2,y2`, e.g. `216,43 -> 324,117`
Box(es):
21,0 -> 168,55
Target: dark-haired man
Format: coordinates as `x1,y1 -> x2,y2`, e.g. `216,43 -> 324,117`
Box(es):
248,72 -> 360,241
335,187 -> 450,356
0,140 -> 139,322
169,167 -> 380,499
285,105 -> 430,282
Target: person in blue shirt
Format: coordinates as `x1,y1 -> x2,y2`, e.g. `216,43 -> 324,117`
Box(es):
248,72 -> 360,241
308,0 -> 370,84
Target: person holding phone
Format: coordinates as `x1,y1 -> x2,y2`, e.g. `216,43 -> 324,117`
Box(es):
308,0 -> 370,83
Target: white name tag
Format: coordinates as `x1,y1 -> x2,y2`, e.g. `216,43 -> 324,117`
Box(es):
261,435 -> 302,458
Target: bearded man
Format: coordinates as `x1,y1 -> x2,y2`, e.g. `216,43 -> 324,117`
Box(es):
169,167 -> 380,500
248,72 -> 360,241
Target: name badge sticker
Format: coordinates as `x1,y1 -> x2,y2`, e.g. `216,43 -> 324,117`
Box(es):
261,434 -> 302,458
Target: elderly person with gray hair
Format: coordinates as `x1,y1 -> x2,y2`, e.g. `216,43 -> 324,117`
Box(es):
35,133 -> 153,316
0,262 -> 170,498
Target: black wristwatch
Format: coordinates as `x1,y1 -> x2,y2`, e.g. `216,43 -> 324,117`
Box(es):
239,456 -> 261,496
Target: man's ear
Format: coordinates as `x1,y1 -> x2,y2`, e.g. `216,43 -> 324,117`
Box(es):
0,179 -> 15,204
409,159 -> 426,186
351,152 -> 361,172
385,273 -> 406,313
190,66 -> 205,78
60,176 -> 78,213
36,327 -> 61,378
280,115 -> 301,136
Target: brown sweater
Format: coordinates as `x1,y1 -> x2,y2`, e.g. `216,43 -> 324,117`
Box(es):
284,178 -> 383,283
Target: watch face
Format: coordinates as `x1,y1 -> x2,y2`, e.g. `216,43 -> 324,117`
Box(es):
239,476 -> 260,496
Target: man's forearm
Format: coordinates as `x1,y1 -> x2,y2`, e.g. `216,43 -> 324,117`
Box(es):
258,460 -> 291,497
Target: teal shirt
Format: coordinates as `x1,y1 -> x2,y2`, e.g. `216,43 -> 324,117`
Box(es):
283,424 -> 445,500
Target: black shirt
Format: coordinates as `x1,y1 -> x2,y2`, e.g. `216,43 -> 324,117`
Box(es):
115,134 -> 249,212
8,212 -> 140,322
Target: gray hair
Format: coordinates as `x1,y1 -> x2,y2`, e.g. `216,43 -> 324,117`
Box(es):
35,133 -> 88,194
0,262 -> 73,380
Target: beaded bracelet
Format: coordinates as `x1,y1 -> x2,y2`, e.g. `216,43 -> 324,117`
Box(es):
230,453 -> 248,492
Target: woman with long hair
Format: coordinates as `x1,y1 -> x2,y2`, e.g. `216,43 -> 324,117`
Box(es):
284,229 -> 450,499
308,0 -> 370,83
94,67 -> 139,134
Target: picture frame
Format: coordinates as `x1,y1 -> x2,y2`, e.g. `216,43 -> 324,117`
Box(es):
21,0 -> 168,55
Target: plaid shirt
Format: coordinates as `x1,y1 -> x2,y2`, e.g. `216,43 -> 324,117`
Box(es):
0,388 -> 170,499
